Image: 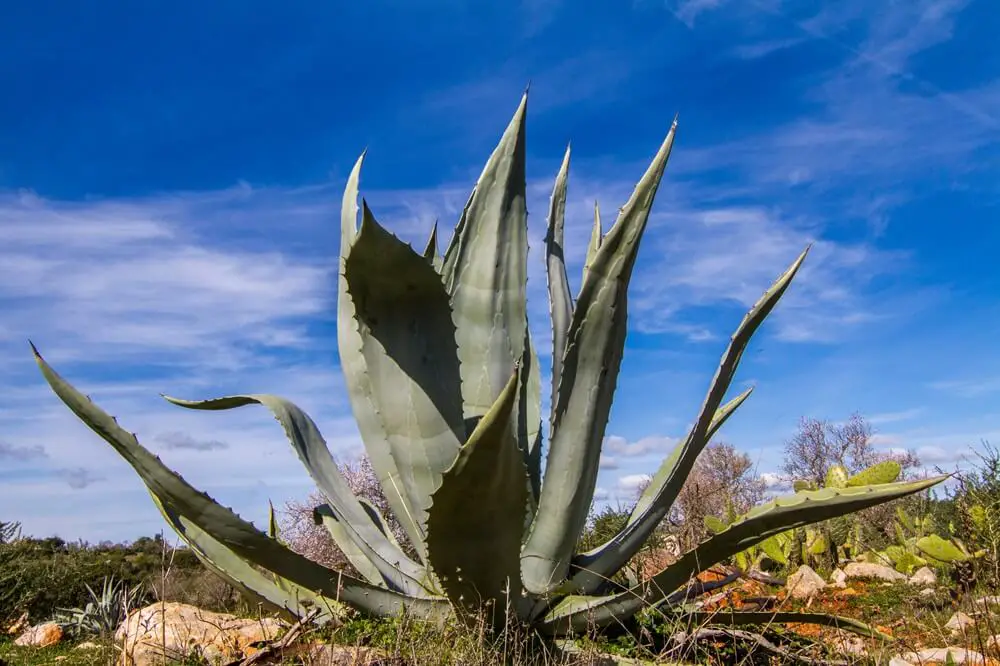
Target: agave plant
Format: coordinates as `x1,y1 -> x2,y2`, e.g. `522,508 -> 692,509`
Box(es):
51,576 -> 145,638
0,520 -> 21,545
33,92 -> 948,642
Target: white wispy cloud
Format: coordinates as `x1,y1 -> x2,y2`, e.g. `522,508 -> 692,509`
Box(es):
928,377 -> 1000,398
617,473 -> 652,495
604,435 -> 678,458
868,409 -> 924,425
760,472 -> 791,493
664,0 -> 998,232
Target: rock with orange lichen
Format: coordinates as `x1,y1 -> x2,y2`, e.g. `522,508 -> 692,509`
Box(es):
115,602 -> 287,666
14,622 -> 62,647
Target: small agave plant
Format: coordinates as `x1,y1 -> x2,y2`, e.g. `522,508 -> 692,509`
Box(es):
51,576 -> 145,638
34,92 -> 948,642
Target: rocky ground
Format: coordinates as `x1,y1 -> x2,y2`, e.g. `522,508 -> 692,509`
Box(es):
5,564 -> 1000,666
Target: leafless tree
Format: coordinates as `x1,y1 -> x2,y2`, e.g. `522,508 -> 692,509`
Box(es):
664,442 -> 767,550
780,412 -> 923,549
278,455 -> 414,576
780,412 -> 920,485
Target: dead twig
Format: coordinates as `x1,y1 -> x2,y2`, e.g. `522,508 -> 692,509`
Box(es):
225,608 -> 320,666
667,627 -> 849,666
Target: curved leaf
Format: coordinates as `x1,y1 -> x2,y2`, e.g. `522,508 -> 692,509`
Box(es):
545,144 -> 573,424
441,92 -> 530,425
161,392 -> 431,597
522,120 -> 678,595
427,368 -> 528,626
542,475 -> 946,632
313,503 -> 385,586
267,500 -> 280,541
423,219 -> 441,270
152,494 -> 343,625
32,346 -> 447,619
569,386 -> 753,594
518,330 -> 543,509
345,202 -> 467,552
582,200 -> 602,287
569,249 -> 807,595
336,155 -> 426,560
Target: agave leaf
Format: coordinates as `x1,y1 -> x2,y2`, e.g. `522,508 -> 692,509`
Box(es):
846,460 -> 901,486
439,94 -> 539,494
441,93 -> 529,420
825,465 -> 849,489
518,331 -> 543,509
543,475 -> 946,631
313,504 -> 385,586
582,201 -> 602,286
356,496 -> 405,553
631,247 -> 807,522
345,202 -> 469,553
154,494 -> 449,622
337,155 -> 426,560
423,219 -> 442,271
161,392 -> 431,597
522,120 -> 678,595
267,500 -> 280,541
32,347 -> 448,618
569,386 -> 753,594
427,367 -> 528,626
545,144 -> 573,427
154,494 -> 342,624
568,247 -> 808,596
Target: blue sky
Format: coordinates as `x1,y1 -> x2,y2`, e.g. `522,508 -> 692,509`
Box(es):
1,0 -> 999,542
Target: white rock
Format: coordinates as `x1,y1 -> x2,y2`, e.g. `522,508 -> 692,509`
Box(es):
843,562 -> 908,582
945,611 -> 976,636
909,566 -> 937,586
919,588 -> 936,597
829,568 -> 848,588
889,658 -> 915,666
896,648 -> 985,665
786,565 -> 827,600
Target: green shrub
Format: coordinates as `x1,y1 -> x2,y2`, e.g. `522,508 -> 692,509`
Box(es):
0,532 -> 218,624
947,440 -> 1000,591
